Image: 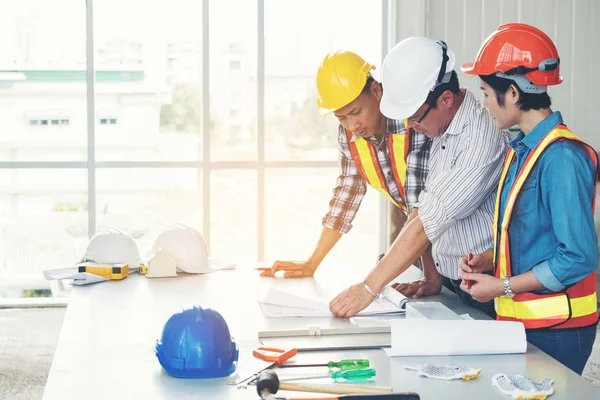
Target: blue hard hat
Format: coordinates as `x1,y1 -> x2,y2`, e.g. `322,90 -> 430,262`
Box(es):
155,305 -> 239,378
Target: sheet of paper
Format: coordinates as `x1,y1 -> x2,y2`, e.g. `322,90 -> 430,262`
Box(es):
258,302 -> 331,317
72,273 -> 109,286
384,320 -> 526,356
380,286 -> 411,309
44,268 -> 109,286
350,314 -> 405,328
260,287 -> 331,312
358,295 -> 406,315
258,286 -> 405,317
43,267 -> 81,280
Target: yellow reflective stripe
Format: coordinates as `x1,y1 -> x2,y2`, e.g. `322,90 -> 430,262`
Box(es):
493,151 -> 514,273
355,138 -> 401,207
496,295 -> 569,320
573,292 -> 599,317
354,137 -> 403,209
496,292 -> 598,320
553,127 -> 577,140
354,138 -> 382,190
391,135 -> 407,187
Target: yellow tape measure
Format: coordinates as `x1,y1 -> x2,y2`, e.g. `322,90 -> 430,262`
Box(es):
77,263 -> 129,280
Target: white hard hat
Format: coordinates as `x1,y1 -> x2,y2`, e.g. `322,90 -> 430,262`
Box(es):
150,224 -> 213,274
81,228 -> 142,269
380,37 -> 456,120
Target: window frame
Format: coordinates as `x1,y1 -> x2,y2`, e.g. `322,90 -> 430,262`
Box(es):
0,0 -> 390,264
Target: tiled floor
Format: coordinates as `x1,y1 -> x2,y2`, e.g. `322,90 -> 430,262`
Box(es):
0,308 -> 65,400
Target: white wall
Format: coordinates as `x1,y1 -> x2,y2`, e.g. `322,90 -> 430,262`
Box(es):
389,0 -> 600,149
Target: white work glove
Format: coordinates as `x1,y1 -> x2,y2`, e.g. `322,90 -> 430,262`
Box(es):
404,364 -> 482,381
492,373 -> 554,399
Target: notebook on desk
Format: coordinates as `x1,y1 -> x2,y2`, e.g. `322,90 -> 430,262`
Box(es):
258,285 -> 411,318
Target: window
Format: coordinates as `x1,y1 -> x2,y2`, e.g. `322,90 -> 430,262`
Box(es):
96,168 -> 203,254
264,0 -> 382,161
265,169 -> 380,266
0,0 -> 387,299
95,0 -> 203,162
0,169 -> 87,297
230,108 -> 241,118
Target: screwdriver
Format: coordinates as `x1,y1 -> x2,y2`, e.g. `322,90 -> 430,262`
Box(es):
277,359 -> 370,371
278,368 -> 377,382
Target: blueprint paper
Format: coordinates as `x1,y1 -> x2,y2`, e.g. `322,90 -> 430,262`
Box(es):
384,320 -> 526,356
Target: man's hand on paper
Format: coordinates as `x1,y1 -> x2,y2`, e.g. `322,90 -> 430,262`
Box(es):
458,272 -> 504,303
260,259 -> 317,278
391,277 -> 442,299
329,283 -> 374,318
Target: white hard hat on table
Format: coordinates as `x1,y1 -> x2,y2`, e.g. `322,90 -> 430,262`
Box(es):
150,223 -> 213,274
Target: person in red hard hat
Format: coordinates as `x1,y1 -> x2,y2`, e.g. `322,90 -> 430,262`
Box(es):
460,23 -> 598,375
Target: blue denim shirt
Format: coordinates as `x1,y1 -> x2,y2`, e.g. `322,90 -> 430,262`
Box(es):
497,111 -> 598,291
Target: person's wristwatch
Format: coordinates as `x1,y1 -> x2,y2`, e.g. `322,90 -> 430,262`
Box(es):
503,276 -> 515,299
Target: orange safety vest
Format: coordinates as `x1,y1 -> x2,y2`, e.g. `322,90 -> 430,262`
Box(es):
346,122 -> 411,211
493,125 -> 599,330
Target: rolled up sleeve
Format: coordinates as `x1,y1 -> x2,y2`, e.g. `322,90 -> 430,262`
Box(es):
532,260 -> 565,291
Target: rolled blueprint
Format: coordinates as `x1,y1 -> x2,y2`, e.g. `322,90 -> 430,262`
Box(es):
386,319 -> 526,356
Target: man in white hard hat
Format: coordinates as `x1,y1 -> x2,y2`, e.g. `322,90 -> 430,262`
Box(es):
330,37 -> 509,318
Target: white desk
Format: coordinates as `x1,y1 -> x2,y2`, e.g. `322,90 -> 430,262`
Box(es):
43,265 -> 600,399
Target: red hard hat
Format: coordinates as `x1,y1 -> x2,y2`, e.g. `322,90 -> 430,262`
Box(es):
461,23 -> 562,86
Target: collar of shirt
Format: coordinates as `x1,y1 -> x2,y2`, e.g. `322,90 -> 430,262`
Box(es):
349,118 -> 406,143
442,88 -> 475,137
509,111 -> 564,152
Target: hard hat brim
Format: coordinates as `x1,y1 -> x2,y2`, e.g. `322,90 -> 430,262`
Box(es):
460,61 -> 494,76
460,62 -> 477,74
380,85 -> 429,121
318,107 -> 335,116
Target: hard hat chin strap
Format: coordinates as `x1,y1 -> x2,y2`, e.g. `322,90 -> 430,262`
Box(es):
433,40 -> 450,90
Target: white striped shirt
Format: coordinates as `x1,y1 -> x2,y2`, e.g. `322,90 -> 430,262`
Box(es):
417,89 -> 510,279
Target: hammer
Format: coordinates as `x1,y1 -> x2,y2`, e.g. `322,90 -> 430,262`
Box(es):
256,370 -> 420,400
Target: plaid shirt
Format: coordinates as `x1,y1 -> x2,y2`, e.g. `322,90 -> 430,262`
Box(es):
323,119 -> 431,234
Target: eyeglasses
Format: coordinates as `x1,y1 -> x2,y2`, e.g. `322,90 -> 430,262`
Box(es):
407,104 -> 432,125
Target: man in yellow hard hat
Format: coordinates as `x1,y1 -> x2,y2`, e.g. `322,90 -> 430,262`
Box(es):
261,50 -> 440,298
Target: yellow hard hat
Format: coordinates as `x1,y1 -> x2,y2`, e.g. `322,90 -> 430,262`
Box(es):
316,50 -> 376,115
